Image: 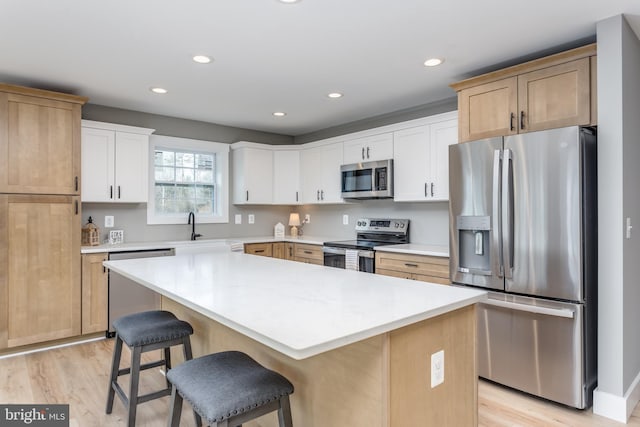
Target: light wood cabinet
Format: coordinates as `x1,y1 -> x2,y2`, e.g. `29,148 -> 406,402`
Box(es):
0,84 -> 86,195
81,253 -> 108,334
293,243 -> 323,265
375,251 -> 450,285
273,150 -> 301,204
0,194 -> 81,349
393,112 -> 457,202
233,146 -> 273,205
452,44 -> 596,142
244,242 -> 273,257
81,121 -> 154,203
300,143 -> 344,204
343,133 -> 393,163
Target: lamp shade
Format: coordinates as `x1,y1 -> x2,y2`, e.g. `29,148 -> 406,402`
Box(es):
288,213 -> 301,226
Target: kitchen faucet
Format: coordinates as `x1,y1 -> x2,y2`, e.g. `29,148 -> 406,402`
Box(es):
188,211 -> 202,241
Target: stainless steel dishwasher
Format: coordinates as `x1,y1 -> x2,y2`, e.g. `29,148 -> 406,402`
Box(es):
107,248 -> 175,336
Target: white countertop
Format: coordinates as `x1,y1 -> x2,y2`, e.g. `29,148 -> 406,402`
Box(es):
104,251 -> 485,360
374,243 -> 450,257
81,235 -> 337,254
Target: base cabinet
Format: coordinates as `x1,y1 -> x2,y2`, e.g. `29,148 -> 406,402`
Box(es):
375,252 -> 450,285
81,253 -> 108,334
244,242 -> 273,257
0,194 -> 81,349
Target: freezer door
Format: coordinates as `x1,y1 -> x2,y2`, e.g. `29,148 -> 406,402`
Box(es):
449,137 -> 504,290
477,292 -> 590,408
503,127 -> 584,301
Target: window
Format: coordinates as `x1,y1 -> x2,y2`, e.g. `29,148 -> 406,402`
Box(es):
147,135 -> 229,224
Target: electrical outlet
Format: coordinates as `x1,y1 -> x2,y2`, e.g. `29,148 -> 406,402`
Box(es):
343,214 -> 349,225
105,216 -> 114,228
304,214 -> 311,224
235,214 -> 242,225
431,350 -> 445,388
248,214 -> 255,224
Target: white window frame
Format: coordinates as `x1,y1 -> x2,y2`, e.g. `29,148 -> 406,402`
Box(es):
147,135 -> 229,225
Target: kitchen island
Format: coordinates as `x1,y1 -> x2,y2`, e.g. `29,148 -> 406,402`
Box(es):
104,248 -> 486,427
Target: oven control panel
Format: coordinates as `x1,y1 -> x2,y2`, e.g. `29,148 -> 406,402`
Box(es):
355,218 -> 409,233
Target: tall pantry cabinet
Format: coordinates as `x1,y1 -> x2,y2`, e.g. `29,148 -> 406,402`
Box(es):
0,84 -> 87,349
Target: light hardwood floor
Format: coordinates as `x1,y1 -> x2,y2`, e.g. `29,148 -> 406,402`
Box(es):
1,338 -> 639,427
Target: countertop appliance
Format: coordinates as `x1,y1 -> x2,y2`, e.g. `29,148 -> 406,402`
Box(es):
449,126 -> 597,409
107,248 -> 175,336
341,159 -> 393,199
323,218 -> 409,273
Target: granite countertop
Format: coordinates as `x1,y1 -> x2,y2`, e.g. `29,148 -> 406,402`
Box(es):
374,244 -> 449,257
104,251 -> 486,360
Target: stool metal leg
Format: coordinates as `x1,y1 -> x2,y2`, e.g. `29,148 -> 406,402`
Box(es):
278,395 -> 293,427
164,347 -> 172,389
106,335 -> 124,414
128,345 -> 143,427
168,386 -> 183,427
181,337 -> 201,427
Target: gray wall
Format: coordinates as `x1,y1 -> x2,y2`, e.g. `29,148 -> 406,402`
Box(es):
595,13 -> 640,414
81,103 -> 452,246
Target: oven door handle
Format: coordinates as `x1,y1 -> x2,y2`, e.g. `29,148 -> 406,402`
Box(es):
323,246 -> 346,255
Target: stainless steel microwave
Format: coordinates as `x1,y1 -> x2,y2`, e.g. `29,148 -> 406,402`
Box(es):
340,159 -> 393,199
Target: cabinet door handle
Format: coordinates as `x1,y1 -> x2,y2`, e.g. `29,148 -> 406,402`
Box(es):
424,182 -> 427,197
304,250 -> 313,254
110,185 -> 113,199
362,147 -> 365,160
520,111 -> 525,130
321,190 -> 324,200
289,246 -> 293,257
246,190 -> 249,201
296,191 -> 299,202
75,176 -> 79,192
367,147 -> 370,159
118,186 -> 121,199
510,112 -> 515,131
431,182 -> 434,197
317,190 -> 320,201
404,263 -> 418,268
75,200 -> 79,215
255,249 -> 265,253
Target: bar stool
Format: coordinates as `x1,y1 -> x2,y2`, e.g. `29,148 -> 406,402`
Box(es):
106,310 -> 194,427
166,351 -> 294,427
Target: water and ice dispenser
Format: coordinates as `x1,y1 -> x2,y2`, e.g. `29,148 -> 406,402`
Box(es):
456,216 -> 491,275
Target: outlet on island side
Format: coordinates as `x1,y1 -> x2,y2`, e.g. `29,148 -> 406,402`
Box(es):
431,350 -> 444,388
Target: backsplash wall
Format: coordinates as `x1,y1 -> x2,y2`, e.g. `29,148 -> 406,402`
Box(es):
82,200 -> 450,247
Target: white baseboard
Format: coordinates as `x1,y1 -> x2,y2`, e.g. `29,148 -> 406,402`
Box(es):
593,370 -> 640,423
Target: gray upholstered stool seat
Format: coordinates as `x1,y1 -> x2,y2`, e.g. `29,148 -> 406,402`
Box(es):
167,351 -> 294,427
106,310 -> 195,427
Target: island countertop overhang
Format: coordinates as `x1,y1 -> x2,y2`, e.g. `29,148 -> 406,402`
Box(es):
104,250 -> 486,360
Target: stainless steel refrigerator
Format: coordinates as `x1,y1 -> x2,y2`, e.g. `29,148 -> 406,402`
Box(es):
448,126 -> 597,409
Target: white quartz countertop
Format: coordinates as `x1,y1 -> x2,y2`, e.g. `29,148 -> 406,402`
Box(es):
374,244 -> 450,257
104,251 -> 485,360
81,235 -> 336,254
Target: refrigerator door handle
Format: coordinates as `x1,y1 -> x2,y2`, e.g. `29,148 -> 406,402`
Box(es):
502,148 -> 514,279
482,298 -> 575,319
492,149 -> 504,277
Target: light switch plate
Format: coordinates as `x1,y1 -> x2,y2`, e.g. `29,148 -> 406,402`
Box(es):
248,214 -> 255,224
304,214 -> 311,224
235,214 -> 242,225
105,215 -> 114,228
343,214 -> 349,225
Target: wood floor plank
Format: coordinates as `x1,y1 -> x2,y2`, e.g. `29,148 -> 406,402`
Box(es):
1,339 -> 639,426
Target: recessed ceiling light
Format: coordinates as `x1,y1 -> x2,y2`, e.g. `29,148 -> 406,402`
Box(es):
424,58 -> 444,67
328,92 -> 343,99
150,87 -> 168,94
193,55 -> 212,64
273,112 -> 287,117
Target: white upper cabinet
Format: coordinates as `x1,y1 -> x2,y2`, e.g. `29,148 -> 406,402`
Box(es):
81,120 -> 154,203
393,112 -> 458,202
273,150 -> 301,204
343,133 -> 393,164
300,142 -> 344,204
232,146 -> 273,204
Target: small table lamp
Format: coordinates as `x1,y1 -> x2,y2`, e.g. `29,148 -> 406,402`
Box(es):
289,213 -> 301,237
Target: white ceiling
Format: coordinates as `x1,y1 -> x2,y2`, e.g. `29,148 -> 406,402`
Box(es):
2,1 -> 640,136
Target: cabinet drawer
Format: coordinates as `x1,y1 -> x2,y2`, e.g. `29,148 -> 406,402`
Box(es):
244,243 -> 273,257
293,243 -> 323,262
376,268 -> 450,285
375,252 -> 449,278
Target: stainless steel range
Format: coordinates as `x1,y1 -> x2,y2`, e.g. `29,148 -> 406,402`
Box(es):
323,218 -> 409,273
